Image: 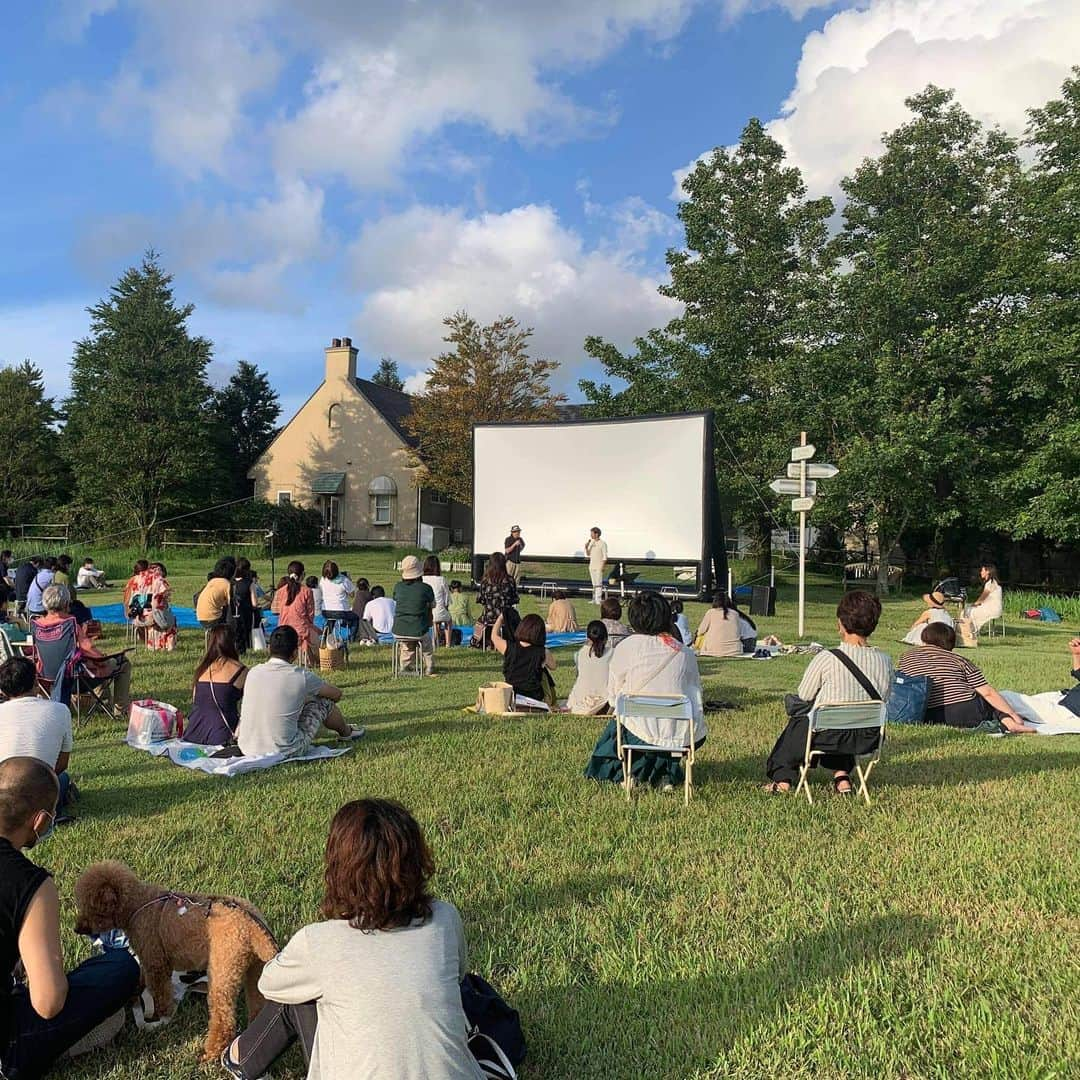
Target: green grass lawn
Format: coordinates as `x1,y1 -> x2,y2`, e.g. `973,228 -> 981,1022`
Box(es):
41,549 -> 1080,1078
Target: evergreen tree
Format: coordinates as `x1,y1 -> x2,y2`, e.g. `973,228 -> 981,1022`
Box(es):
210,359 -> 281,499
0,361 -> 62,523
581,119 -> 835,573
371,357 -> 405,391
405,313 -> 565,504
62,252 -> 215,547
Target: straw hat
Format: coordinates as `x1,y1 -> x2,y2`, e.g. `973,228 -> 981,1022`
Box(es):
923,590 -> 946,607
400,555 -> 423,580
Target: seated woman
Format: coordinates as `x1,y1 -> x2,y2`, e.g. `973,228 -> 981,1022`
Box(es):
491,612 -> 556,708
694,592 -> 742,657
964,562 -> 1003,634
185,626 -> 247,745
545,590 -> 579,634
197,556 -> 236,629
274,561 -> 319,666
600,597 -> 630,645
320,560 -> 360,641
764,590 -> 893,796
392,557 -> 436,676
585,592 -> 706,791
671,601 -> 692,647
140,562 -> 177,651
422,556 -> 453,648
36,585 -> 132,712
566,620 -> 613,715
902,589 -> 954,646
222,799 -> 484,1080
123,558 -> 152,611
735,605 -> 757,653
448,581 -> 472,628
899,622 -> 1032,733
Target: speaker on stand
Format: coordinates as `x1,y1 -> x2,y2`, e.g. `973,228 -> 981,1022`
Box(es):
750,585 -> 776,617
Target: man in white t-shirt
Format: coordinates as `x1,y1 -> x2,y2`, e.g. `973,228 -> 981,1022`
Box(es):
362,587 -> 397,635
75,559 -> 108,590
0,656 -> 74,812
237,627 -> 364,759
585,526 -> 609,605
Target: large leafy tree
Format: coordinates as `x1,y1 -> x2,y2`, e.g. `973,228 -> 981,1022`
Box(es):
405,313 -> 565,504
818,87 -> 1021,590
581,119 -> 835,572
210,359 -> 281,499
62,252 -> 215,547
0,361 -> 63,523
371,357 -> 405,391
984,69 -> 1080,543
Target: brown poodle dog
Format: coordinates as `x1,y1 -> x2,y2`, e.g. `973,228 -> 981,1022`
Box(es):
73,861 -> 278,1063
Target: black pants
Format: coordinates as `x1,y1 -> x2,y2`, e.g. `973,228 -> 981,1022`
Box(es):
765,714 -> 858,785
1,949 -> 140,1079
229,999 -> 317,1078
323,610 -> 360,641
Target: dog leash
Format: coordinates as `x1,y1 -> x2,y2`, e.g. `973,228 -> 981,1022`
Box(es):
128,890 -> 277,942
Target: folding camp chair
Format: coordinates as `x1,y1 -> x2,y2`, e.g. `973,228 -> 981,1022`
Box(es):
614,693 -> 696,805
796,700 -> 887,806
30,616 -> 78,707
0,627 -> 17,664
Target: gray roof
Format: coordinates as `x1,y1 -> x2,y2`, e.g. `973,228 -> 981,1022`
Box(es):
311,471 -> 346,494
353,378 -> 417,447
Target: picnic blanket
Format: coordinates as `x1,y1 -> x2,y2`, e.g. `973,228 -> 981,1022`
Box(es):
128,737 -> 352,776
999,691 -> 1080,735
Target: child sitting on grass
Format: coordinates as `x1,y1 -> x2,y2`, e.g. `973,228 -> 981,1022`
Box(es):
448,581 -> 472,627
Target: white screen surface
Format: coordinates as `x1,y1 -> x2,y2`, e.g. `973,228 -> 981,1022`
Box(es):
473,415 -> 707,562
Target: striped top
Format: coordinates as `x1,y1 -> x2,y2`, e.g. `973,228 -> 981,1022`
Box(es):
898,646 -> 987,710
798,642 -> 894,704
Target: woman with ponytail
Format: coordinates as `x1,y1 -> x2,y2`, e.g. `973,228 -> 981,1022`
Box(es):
566,620 -> 614,715
273,560 -> 317,665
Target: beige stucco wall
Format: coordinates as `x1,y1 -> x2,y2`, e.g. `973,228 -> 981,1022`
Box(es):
250,346 -> 420,544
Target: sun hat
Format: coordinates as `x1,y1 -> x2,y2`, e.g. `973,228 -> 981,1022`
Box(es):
923,590 -> 947,607
510,525 -> 521,532
400,555 -> 423,580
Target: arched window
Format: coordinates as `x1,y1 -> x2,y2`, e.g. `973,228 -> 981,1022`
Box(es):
368,475 -> 397,525
328,402 -> 341,430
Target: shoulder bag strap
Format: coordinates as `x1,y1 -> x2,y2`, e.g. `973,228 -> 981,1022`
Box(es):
629,639 -> 682,695
828,648 -> 883,702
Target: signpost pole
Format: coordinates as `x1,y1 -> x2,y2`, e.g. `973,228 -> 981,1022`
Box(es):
798,431 -> 807,638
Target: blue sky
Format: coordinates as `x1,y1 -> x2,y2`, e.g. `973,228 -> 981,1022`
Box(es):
1,1 -> 1074,412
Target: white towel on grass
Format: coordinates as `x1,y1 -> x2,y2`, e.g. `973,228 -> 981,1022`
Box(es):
128,737 -> 352,775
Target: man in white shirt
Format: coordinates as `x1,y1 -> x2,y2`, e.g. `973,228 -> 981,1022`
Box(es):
362,587 -> 397,635
0,656 -> 74,813
585,526 -> 609,605
237,627 -> 364,759
75,559 -> 108,590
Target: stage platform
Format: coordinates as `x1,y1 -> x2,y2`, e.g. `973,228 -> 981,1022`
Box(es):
512,576 -> 705,602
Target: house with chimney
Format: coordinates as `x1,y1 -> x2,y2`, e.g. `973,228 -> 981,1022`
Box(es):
249,337 -> 472,548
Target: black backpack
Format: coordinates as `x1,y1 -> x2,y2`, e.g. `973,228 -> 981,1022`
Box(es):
460,973 -> 525,1078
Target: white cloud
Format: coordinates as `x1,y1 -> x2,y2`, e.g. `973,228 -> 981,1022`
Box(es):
78,181 -> 327,313
673,0 -> 1080,198
349,203 -> 681,389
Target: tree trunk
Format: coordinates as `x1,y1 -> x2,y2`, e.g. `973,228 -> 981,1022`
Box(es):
754,512 -> 772,577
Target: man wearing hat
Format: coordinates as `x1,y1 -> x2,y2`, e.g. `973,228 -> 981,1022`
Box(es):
902,588 -> 955,646
392,556 -> 436,675
503,526 -> 525,585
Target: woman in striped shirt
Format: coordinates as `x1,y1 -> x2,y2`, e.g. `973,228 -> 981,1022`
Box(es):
764,591 -> 893,796
898,622 -> 1032,732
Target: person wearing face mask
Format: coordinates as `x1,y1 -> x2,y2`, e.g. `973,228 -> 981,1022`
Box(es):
0,758 -> 140,1077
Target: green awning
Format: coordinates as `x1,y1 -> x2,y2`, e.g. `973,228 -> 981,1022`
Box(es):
311,471 -> 346,495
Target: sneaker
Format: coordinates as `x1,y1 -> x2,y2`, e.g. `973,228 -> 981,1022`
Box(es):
346,726 -> 366,740
65,1007 -> 125,1058
221,1042 -> 269,1080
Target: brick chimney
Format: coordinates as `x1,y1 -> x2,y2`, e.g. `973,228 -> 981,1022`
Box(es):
325,336 -> 357,384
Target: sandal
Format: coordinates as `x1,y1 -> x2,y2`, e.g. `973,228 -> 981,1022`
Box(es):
832,774 -> 853,796
763,781 -> 791,795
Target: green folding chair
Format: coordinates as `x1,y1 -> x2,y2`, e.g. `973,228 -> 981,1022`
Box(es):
796,700 -> 887,806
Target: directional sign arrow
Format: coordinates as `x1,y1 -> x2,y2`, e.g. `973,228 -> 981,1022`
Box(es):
786,462 -> 839,480
791,497 -> 816,512
790,444 -> 816,462
769,478 -> 817,496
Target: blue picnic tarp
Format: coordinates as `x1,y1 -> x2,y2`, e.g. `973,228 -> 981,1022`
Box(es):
89,604 -> 588,649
